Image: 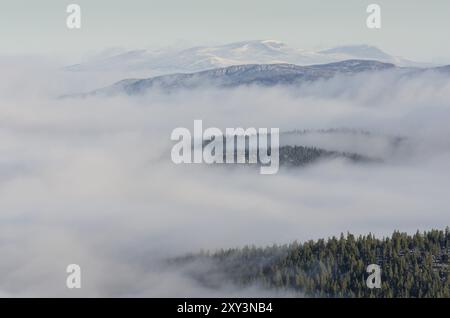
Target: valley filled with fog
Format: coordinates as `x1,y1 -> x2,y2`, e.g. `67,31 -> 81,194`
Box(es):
1,50 -> 450,296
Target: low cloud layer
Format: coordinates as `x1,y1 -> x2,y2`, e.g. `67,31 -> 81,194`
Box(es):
1,56 -> 450,296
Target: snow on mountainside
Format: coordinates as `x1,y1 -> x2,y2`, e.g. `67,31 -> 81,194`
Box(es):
66,40 -> 422,76
319,45 -> 392,60
319,45 -> 421,67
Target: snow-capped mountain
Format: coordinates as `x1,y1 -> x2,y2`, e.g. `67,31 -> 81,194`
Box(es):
66,40 -> 422,77
318,45 -> 419,66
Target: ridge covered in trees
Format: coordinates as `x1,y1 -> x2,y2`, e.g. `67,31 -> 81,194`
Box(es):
174,228 -> 450,297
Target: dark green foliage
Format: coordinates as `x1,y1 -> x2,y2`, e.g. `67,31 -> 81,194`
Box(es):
278,145 -> 377,166
176,228 -> 450,297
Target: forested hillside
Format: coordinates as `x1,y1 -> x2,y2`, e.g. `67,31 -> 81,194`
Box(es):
175,229 -> 450,297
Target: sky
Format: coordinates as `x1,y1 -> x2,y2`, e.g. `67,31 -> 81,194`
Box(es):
0,0 -> 449,62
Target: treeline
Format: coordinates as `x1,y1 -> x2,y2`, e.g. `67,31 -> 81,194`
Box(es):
176,229 -> 450,297
217,145 -> 377,166
278,145 -> 377,166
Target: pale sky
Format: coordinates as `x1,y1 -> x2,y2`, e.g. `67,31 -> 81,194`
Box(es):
1,0 -> 449,62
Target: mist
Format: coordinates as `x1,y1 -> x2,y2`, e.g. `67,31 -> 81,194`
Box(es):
1,55 -> 450,296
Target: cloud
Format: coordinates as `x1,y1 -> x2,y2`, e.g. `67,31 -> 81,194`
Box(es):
1,56 -> 450,296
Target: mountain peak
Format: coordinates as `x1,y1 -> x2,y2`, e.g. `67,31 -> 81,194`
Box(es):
319,45 -> 392,60
258,39 -> 287,48
66,41 -> 419,76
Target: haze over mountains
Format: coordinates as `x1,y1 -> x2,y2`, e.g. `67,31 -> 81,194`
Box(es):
75,59 -> 450,98
66,40 -> 425,76
61,40 -> 450,98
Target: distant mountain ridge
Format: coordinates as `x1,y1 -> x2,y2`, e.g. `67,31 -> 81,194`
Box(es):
66,40 -> 425,76
82,59 -> 396,97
